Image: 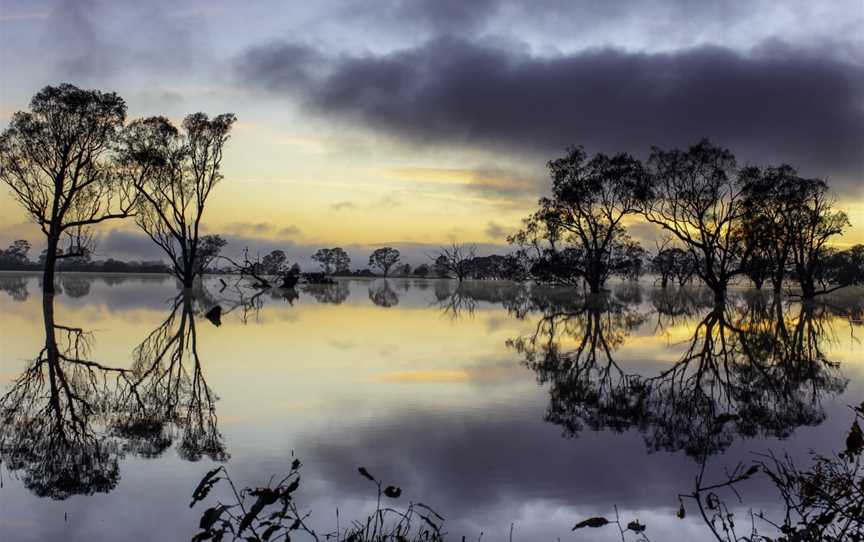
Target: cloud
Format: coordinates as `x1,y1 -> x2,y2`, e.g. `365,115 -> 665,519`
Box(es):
330,201 -> 358,211
277,225 -> 302,237
221,221 -> 303,239
376,195 -> 401,209
484,221 -> 511,240
224,221 -> 272,235
384,167 -> 539,200
237,37 -> 864,195
97,229 -> 168,261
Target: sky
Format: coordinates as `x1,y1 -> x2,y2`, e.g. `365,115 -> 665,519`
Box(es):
0,0 -> 862,265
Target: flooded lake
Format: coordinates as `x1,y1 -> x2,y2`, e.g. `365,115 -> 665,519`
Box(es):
1,273 -> 861,541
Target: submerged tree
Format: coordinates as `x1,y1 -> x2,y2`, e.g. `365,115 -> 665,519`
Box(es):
432,242 -> 477,282
740,165 -> 800,293
312,247 -> 351,275
641,140 -> 747,304
119,113 -> 236,288
0,84 -> 137,293
650,242 -> 696,289
368,247 -> 401,276
511,147 -> 648,292
784,178 -> 851,299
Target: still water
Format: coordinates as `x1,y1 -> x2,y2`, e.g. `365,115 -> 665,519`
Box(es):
0,273 -> 861,541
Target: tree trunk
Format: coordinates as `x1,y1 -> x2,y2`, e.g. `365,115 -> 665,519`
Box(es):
800,279 -> 816,300
42,235 -> 59,294
182,269 -> 195,289
771,276 -> 783,296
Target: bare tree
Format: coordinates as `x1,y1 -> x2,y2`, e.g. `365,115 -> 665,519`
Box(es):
119,113 -> 236,288
0,84 -> 137,293
432,243 -> 476,282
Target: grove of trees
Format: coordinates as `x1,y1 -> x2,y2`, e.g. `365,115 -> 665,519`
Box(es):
511,139 -> 862,301
1,85 -> 861,300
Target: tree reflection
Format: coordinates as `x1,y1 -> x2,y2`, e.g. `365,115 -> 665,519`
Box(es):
368,279 -> 399,308
508,293 -> 650,437
0,274 -> 28,301
0,290 -> 227,500
60,274 -> 92,298
302,281 -> 350,304
510,290 -> 847,459
649,285 -> 715,330
0,295 -> 127,499
115,293 -> 227,462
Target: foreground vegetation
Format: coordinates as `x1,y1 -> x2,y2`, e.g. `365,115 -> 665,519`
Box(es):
188,405 -> 862,541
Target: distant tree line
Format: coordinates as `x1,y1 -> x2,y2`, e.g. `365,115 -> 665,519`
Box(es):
0,239 -> 172,273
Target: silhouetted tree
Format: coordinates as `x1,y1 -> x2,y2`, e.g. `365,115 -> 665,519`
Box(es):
641,140 -> 746,304
740,165 -> 803,292
649,244 -> 698,289
260,249 -> 288,275
432,243 -> 476,281
413,263 -> 431,276
0,239 -> 32,268
312,247 -> 350,275
511,148 -> 649,292
368,247 -> 401,276
784,178 -> 851,298
119,113 -> 236,288
0,84 -> 137,293
822,245 -> 864,291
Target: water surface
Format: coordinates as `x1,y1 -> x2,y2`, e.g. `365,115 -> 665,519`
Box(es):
0,273 -> 861,540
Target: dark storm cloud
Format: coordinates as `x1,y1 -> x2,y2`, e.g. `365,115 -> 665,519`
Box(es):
238,37 -> 864,193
